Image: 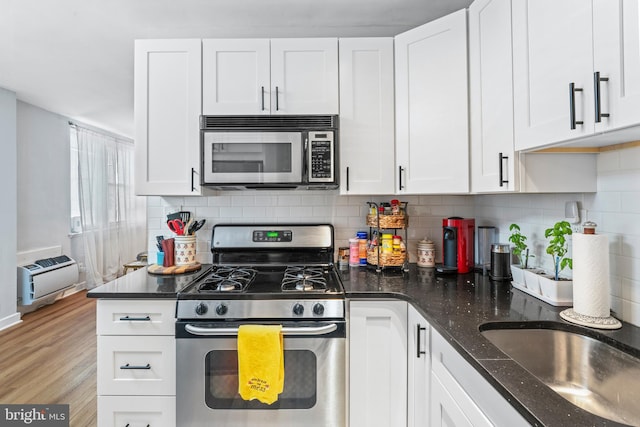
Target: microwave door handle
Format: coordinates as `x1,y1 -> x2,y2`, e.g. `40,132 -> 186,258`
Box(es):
184,323 -> 338,336
304,136 -> 309,181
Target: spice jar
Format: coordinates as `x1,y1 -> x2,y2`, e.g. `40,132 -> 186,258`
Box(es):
357,231 -> 368,265
349,238 -> 360,266
381,234 -> 393,253
417,239 -> 435,268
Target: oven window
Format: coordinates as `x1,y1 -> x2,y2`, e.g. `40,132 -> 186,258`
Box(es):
211,143 -> 292,174
205,350 -> 317,409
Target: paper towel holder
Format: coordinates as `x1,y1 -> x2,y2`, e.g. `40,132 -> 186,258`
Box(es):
565,201 -> 580,224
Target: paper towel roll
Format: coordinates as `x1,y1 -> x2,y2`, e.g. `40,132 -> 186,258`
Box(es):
572,233 -> 610,318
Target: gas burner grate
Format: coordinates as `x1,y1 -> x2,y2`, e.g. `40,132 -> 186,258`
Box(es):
281,266 -> 328,292
197,266 -> 258,292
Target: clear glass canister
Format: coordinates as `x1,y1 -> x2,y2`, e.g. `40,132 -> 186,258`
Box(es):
417,239 -> 435,268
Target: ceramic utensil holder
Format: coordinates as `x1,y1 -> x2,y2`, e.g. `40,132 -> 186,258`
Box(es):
174,235 -> 197,265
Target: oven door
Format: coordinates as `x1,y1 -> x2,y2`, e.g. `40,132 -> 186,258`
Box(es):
202,131 -> 303,184
176,320 -> 346,427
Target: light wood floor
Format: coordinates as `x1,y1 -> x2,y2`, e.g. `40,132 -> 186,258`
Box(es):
0,290 -> 97,426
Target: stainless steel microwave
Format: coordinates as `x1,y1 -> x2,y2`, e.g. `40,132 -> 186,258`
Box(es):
200,115 -> 339,190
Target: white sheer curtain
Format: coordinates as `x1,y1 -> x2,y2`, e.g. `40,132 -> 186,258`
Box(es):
72,125 -> 146,287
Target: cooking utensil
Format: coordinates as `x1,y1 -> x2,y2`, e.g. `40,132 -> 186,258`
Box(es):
188,219 -> 206,235
167,219 -> 185,235
156,235 -> 165,252
183,218 -> 194,236
167,211 -> 191,223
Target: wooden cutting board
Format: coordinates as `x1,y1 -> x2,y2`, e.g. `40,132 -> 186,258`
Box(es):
147,262 -> 202,275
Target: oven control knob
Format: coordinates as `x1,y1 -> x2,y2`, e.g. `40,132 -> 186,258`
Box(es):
195,302 -> 208,316
313,303 -> 325,316
215,303 -> 228,316
293,303 -> 305,316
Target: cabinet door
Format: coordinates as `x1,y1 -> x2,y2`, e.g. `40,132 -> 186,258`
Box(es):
349,300 -> 408,427
407,306 -> 430,427
98,396 -> 176,427
202,39 -> 271,115
339,38 -> 395,195
395,9 -> 469,194
270,38 -> 339,114
96,299 -> 176,336
469,0 -> 518,193
134,39 -> 201,196
592,0 -> 640,133
431,373 -> 474,427
512,0 -> 593,150
97,335 -> 175,396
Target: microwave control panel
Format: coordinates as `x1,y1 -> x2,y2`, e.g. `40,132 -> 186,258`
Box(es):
308,131 -> 335,183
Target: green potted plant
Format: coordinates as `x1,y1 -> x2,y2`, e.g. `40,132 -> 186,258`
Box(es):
508,224 -> 541,291
508,224 -> 534,269
544,220 -> 573,281
535,220 -> 574,304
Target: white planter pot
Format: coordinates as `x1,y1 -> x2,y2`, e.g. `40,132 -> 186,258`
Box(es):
523,268 -> 545,294
510,264 -> 525,285
539,274 -> 573,302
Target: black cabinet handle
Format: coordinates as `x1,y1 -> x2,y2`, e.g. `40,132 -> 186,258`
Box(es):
569,82 -> 584,129
191,167 -> 197,192
261,86 -> 265,111
120,363 -> 151,370
594,71 -> 610,123
416,324 -> 426,358
498,152 -> 509,187
398,166 -> 404,191
346,167 -> 350,191
119,315 -> 151,322
275,86 -> 280,111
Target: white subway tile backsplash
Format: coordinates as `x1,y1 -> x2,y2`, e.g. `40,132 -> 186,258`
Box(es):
145,147 -> 640,326
619,146 -> 640,170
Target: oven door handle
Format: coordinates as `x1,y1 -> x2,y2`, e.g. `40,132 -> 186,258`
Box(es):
184,323 -> 338,336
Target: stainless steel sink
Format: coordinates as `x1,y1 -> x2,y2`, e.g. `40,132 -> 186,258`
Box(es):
481,326 -> 640,425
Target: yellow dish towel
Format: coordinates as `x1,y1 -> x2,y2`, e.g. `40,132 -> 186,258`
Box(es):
237,324 -> 284,404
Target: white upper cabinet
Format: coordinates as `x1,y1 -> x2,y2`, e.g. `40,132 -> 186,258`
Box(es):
338,38 -> 396,195
134,39 -> 202,196
513,0 -> 640,151
395,9 -> 469,194
202,39 -> 270,115
203,38 -> 339,115
592,0 -> 640,133
469,0 -> 518,193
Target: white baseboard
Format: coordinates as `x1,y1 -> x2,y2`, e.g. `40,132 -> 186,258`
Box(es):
0,312 -> 22,332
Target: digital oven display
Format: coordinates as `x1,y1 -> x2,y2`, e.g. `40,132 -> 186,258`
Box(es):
252,230 -> 293,243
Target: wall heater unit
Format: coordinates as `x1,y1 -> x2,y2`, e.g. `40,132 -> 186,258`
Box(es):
17,255 -> 79,309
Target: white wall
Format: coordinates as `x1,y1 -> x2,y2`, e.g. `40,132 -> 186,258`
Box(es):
16,102 -> 73,255
0,87 -> 19,330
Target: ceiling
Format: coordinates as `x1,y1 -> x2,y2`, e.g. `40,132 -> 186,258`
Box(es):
0,0 -> 473,138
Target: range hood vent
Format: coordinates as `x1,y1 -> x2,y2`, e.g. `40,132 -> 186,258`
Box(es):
201,115 -> 338,130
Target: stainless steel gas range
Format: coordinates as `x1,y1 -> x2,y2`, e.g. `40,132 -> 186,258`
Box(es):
175,224 -> 346,427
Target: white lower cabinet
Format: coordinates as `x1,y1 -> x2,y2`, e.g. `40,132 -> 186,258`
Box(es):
408,305 -> 430,427
349,300 -> 408,427
96,299 -> 176,427
431,329 -> 529,427
98,396 -> 176,427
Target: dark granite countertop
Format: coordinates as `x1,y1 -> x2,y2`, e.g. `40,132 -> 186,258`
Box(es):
86,264 -> 212,298
87,262 -> 639,426
339,264 -> 640,427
